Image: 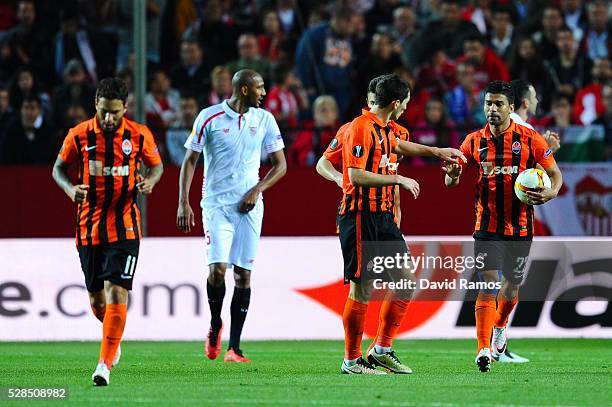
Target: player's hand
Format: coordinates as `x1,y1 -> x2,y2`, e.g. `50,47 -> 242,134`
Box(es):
435,147 -> 467,164
70,184 -> 89,203
177,202 -> 195,233
239,186 -> 261,213
525,187 -> 557,205
398,176 -> 420,199
442,163 -> 462,180
136,174 -> 155,195
544,130 -> 561,152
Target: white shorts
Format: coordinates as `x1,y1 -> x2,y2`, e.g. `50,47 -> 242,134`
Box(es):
202,201 -> 264,270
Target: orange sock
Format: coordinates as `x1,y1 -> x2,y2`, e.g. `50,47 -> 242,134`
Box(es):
98,303 -> 127,368
495,293 -> 518,328
475,293 -> 496,351
342,298 -> 368,360
90,304 -> 106,323
376,300 -> 410,348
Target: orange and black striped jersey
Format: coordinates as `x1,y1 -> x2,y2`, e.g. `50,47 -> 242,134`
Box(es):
338,109 -> 405,214
59,117 -> 162,246
460,120 -> 556,239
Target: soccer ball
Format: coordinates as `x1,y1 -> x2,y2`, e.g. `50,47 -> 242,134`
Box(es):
514,168 -> 551,205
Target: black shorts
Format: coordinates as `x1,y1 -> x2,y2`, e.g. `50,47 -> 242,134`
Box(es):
474,233 -> 532,285
337,211 -> 408,284
78,240 -> 140,292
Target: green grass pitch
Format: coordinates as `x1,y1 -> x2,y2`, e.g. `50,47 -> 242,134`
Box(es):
1,339 -> 610,406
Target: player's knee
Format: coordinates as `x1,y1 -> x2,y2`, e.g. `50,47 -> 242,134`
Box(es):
233,267 -> 251,288
208,264 -> 227,285
104,283 -> 128,304
89,291 -> 106,309
477,269 -> 501,295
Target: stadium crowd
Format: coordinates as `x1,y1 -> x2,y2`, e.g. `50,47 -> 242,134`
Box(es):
0,0 -> 610,166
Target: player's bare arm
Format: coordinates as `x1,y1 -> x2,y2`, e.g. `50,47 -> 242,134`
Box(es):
443,163 -> 463,188
394,185 -> 401,226
394,140 -> 467,164
136,163 -> 164,195
348,168 -> 419,199
239,149 -> 287,213
525,163 -> 563,205
177,149 -> 201,233
52,156 -> 89,203
316,156 -> 342,188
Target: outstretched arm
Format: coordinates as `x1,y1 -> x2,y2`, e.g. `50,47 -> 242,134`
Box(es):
394,140 -> 466,164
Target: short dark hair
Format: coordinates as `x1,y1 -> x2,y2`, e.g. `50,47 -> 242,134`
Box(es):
332,6 -> 354,22
464,32 -> 486,45
96,77 -> 128,102
367,74 -> 388,94
272,63 -> 292,85
510,79 -> 532,107
21,93 -> 40,107
374,74 -> 410,107
485,80 -> 514,105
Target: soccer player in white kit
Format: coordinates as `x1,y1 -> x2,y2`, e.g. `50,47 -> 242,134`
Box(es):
176,69 -> 287,362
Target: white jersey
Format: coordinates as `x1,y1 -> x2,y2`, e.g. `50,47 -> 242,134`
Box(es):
185,100 -> 284,209
510,112 -> 535,130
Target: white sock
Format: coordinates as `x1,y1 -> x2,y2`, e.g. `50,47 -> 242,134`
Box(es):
344,357 -> 359,366
374,345 -> 391,354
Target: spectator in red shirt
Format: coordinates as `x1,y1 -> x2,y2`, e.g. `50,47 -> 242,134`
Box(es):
410,98 -> 459,166
258,10 -> 284,62
416,45 -> 456,98
288,95 -> 339,166
265,63 -> 301,134
456,33 -> 510,92
573,58 -> 610,125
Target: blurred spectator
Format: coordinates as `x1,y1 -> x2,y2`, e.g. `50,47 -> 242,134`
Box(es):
488,5 -> 516,60
51,59 -> 96,133
0,0 -> 52,86
416,46 -> 456,98
536,92 -> 575,129
532,5 -> 564,61
543,27 -> 593,102
581,0 -> 610,60
444,60 -> 485,128
350,12 -> 370,63
166,93 -> 199,165
226,33 -> 272,84
396,65 -> 429,125
275,0 -> 300,36
354,32 -> 403,115
507,36 -> 548,93
379,6 -> 419,70
462,0 -> 493,36
415,0 -> 442,26
0,94 -> 56,164
410,98 -> 459,166
457,33 -> 510,92
265,63 -> 307,135
196,0 -> 240,67
205,65 -> 232,107
111,0 -> 164,69
364,0 -> 400,36
593,84 -> 611,160
288,95 -> 339,166
53,9 -> 115,85
0,2 -> 16,42
8,66 -> 49,115
258,10 -> 284,62
0,83 -> 16,143
145,69 -> 180,140
306,7 -> 329,29
170,38 -> 210,96
560,0 -> 587,42
413,0 -> 480,61
295,7 -> 355,119
573,58 -> 611,125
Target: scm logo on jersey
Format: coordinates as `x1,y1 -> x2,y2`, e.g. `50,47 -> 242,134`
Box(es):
89,160 -> 130,177
481,163 -> 519,175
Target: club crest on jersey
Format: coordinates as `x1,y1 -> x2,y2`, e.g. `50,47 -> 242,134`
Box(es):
249,126 -> 257,135
122,139 -> 133,155
223,128 -> 230,133
329,138 -> 339,150
353,145 -> 364,158
512,141 -> 521,154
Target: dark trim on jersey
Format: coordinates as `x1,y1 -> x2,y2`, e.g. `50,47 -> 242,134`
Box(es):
75,135 -> 84,246
511,132 -> 522,237
473,231 -> 533,241
131,133 -> 144,240
98,132 -> 116,244
115,129 -> 132,241
478,136 -> 490,231
494,135 -> 505,235
85,130 -> 97,246
373,125 -> 387,212
525,138 -> 534,237
362,131 -> 377,211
